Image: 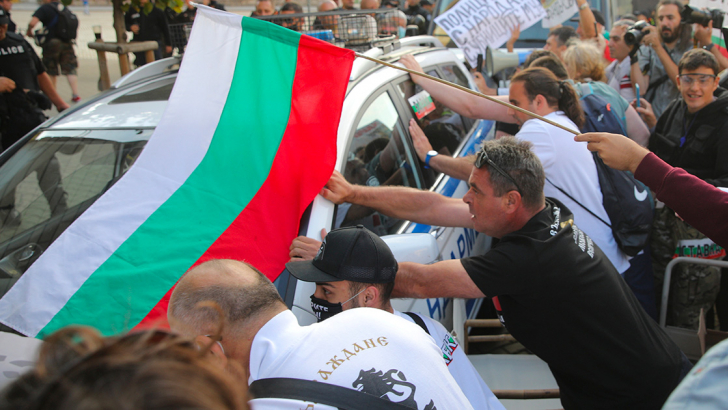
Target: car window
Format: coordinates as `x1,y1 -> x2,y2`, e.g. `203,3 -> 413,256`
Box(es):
0,130 -> 149,278
337,90 -> 422,236
397,65 -> 476,187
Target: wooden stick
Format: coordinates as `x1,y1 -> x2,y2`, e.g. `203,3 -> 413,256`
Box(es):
354,52 -> 581,136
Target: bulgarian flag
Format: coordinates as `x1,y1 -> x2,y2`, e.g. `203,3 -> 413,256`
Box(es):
0,6 -> 354,338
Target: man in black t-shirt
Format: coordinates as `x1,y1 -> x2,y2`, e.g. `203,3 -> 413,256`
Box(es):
321,136 -> 690,409
26,0 -> 80,103
125,0 -> 172,67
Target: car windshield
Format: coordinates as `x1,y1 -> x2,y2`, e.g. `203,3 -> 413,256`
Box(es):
0,129 -> 152,284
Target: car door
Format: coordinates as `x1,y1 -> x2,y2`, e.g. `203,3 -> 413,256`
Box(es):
390,61 -> 496,327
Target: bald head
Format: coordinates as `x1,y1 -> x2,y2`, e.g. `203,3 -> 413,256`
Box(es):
318,0 -> 336,11
361,0 -> 380,9
168,260 -> 286,338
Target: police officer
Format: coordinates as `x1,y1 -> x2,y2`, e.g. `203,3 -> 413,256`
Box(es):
0,7 -> 67,150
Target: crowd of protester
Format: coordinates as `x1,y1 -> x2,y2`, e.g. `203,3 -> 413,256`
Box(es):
3,0 -> 728,408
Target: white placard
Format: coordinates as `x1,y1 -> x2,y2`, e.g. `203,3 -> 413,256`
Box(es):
434,0 -> 547,67
541,0 -> 578,28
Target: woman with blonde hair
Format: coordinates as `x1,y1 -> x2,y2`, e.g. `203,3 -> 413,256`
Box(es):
561,40 -> 650,146
562,39 -> 607,82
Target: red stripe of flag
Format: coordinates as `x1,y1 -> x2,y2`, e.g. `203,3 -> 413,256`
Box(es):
134,36 -> 354,331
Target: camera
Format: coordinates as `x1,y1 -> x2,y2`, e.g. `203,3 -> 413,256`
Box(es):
624,21 -> 650,46
681,5 -> 724,28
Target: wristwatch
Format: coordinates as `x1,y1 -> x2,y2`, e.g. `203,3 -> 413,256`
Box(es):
579,3 -> 589,10
704,43 -> 715,52
425,150 -> 438,169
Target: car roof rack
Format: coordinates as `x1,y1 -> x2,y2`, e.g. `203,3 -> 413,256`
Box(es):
348,35 -> 444,82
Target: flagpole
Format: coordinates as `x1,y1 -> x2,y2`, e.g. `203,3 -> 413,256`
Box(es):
354,53 -> 581,136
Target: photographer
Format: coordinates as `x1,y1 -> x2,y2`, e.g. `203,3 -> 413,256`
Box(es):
629,0 -> 692,118
693,19 -> 728,72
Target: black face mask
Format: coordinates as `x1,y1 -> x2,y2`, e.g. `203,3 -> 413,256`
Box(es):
310,288 -> 365,322
310,295 -> 343,322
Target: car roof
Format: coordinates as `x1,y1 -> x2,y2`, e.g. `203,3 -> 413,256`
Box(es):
49,74 -> 176,130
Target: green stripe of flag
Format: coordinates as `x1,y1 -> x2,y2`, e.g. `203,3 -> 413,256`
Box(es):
40,18 -> 302,338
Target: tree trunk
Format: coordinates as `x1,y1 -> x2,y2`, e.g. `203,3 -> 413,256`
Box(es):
112,0 -> 130,71
112,0 -> 127,44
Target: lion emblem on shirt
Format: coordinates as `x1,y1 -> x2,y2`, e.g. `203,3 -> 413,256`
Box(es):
352,368 -> 436,409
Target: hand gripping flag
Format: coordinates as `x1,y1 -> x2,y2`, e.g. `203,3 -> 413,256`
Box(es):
0,6 -> 355,338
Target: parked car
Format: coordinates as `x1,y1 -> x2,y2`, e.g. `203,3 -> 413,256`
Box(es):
0,36 -> 494,335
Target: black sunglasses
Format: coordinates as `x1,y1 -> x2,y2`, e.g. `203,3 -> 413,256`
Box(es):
474,149 -> 522,193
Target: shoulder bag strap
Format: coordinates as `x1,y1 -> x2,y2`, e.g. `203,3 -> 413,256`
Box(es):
544,173 -> 610,228
403,312 -> 430,335
249,377 -> 416,410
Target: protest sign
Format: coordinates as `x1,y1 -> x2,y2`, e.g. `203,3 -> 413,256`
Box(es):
434,0 -> 547,67
541,0 -> 577,28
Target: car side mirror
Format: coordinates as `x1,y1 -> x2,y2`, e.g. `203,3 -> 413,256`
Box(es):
381,233 -> 439,264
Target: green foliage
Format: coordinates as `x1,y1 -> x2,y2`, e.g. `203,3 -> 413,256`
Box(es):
61,0 -> 72,5
120,0 -> 185,15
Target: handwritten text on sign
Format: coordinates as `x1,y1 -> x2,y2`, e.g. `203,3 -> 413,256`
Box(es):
434,0 -> 547,67
541,0 -> 577,28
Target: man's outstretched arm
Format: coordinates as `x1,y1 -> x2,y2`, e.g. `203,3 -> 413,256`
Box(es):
409,118 -> 475,181
322,170 -> 474,228
393,260 -> 485,299
399,54 -> 516,124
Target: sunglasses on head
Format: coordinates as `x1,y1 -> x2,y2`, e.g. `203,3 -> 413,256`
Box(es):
474,149 -> 522,193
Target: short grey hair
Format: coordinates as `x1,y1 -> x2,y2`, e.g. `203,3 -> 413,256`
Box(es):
169,260 -> 284,335
481,137 -> 545,210
611,19 -> 636,30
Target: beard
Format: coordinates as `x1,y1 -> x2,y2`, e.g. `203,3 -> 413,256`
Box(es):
661,25 -> 681,43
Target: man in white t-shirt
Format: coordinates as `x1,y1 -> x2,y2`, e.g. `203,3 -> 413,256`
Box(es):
389,57 -> 631,276
606,20 -> 637,102
168,259 -> 473,410
287,226 -> 504,410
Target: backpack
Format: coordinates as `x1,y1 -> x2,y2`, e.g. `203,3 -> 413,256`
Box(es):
578,82 -> 627,136
546,153 -> 654,257
50,3 -> 79,41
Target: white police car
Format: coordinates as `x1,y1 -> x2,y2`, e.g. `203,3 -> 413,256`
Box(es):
0,36 -> 493,340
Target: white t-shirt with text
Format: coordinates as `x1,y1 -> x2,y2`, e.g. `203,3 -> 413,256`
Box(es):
394,310 -> 505,410
249,309 -> 473,410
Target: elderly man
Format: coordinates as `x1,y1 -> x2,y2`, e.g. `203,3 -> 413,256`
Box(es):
606,19 -> 637,101
319,136 -> 689,409
252,0 -> 275,16
287,225 -> 504,410
168,259 -> 473,410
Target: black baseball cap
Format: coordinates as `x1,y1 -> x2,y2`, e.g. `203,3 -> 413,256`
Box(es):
0,8 -> 9,26
286,225 -> 398,284
571,9 -> 606,27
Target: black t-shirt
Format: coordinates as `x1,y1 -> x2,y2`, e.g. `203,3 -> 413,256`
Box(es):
0,33 -> 45,92
461,199 -> 685,410
32,2 -> 61,39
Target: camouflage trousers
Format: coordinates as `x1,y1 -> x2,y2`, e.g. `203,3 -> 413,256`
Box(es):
652,206 -> 723,329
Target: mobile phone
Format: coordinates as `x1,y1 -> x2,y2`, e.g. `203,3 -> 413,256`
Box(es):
476,54 -> 483,73
635,84 -> 640,108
